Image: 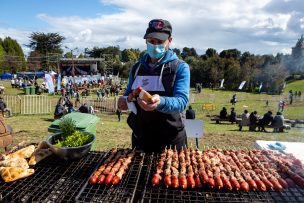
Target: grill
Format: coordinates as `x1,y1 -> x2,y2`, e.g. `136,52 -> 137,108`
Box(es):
1,149 -> 304,203
0,151 -> 106,203
139,154 -> 304,203
75,151 -> 145,203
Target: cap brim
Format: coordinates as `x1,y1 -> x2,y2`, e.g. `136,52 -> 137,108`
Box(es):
144,32 -> 169,40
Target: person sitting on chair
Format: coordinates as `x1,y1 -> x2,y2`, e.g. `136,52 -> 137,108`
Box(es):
258,111 -> 273,132
219,107 -> 228,119
78,103 -> 94,114
249,111 -> 259,131
54,97 -> 67,119
239,109 -> 250,131
271,112 -> 285,132
0,97 -> 12,117
229,107 -> 237,124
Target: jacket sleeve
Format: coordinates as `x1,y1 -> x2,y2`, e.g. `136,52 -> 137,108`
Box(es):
156,62 -> 190,113
123,64 -> 137,96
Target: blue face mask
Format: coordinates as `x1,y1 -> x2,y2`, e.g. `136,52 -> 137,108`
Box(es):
146,42 -> 166,59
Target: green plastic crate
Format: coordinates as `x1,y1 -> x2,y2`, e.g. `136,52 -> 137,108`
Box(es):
24,87 -> 31,95
48,112 -> 100,135
30,86 -> 36,95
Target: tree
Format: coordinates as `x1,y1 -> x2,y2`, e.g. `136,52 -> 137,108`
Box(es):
0,41 -> 5,73
78,53 -> 85,58
121,49 -> 140,62
28,32 -> 65,70
172,48 -> 181,57
27,51 -> 42,71
120,61 -> 133,78
222,58 -> 241,89
205,48 -> 217,58
28,32 -> 65,54
219,49 -> 241,60
2,37 -> 26,73
258,64 -> 288,94
181,47 -> 198,59
86,46 -> 120,58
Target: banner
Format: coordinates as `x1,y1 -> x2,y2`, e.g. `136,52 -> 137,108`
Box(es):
220,79 -> 225,88
238,81 -> 246,90
259,83 -> 263,92
57,74 -> 61,91
45,74 -> 55,93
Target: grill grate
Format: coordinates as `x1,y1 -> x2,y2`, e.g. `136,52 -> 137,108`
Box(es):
0,151 -> 106,203
139,154 -> 304,203
75,151 -> 145,203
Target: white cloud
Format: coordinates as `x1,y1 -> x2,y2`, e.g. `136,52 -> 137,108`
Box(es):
1,0 -> 304,56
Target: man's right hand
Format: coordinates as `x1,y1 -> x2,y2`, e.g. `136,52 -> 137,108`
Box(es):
118,96 -> 128,110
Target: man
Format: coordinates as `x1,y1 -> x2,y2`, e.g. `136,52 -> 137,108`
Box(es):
258,111 -> 273,132
271,112 -> 285,132
54,97 -> 67,119
239,109 -> 250,131
229,107 -> 237,124
230,94 -> 237,106
118,19 -> 190,153
0,97 -> 12,117
186,105 -> 195,119
116,108 -> 122,122
289,90 -> 293,105
219,107 -> 228,119
249,111 -> 259,131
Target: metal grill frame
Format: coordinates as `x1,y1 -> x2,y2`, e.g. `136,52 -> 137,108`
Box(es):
139,154 -> 304,203
75,150 -> 145,203
0,151 -> 106,202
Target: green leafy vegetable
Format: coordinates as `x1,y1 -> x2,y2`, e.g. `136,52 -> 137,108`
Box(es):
55,117 -> 94,147
55,131 -> 94,147
59,117 -> 76,139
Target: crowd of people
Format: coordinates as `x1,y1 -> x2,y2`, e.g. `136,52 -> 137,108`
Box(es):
53,96 -> 95,119
219,106 -> 286,133
60,78 -> 122,102
10,77 -> 48,94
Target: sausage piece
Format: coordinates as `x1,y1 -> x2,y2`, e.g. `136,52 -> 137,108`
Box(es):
151,174 -> 161,186
187,176 -> 196,189
230,178 -> 240,190
215,176 -> 223,189
179,176 -> 188,190
105,174 -> 114,186
112,176 -> 121,185
195,175 -> 202,188
247,179 -> 257,191
89,176 -> 97,184
164,175 -> 172,188
240,181 -> 250,192
171,176 -> 179,188
255,179 -> 267,191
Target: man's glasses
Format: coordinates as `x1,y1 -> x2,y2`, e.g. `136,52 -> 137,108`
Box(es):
149,21 -> 164,30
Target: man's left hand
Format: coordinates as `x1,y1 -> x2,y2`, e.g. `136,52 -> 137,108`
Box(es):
137,94 -> 160,111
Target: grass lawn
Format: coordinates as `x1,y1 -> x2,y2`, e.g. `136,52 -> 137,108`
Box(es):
1,79 -> 304,151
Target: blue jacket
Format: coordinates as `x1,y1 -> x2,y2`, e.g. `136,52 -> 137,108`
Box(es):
124,49 -> 190,113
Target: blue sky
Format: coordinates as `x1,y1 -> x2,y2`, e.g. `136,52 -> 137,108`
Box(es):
0,0 -> 120,28
0,0 -> 304,56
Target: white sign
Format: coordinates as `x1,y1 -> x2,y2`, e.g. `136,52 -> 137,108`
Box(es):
184,119 -> 204,138
45,74 -> 54,93
259,83 -> 263,91
238,81 -> 246,90
220,79 -> 225,88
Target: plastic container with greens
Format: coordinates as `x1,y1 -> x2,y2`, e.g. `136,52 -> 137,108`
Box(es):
46,117 -> 96,160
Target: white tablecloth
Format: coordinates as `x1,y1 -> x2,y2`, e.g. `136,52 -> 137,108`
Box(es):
255,140 -> 304,164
